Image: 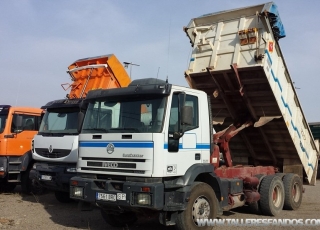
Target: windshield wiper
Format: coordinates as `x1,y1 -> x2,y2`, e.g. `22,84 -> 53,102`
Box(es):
82,128 -> 109,133
40,132 -> 63,137
109,128 -> 140,133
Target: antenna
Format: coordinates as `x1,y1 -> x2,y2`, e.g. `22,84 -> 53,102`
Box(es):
156,67 -> 160,79
166,14 -> 172,81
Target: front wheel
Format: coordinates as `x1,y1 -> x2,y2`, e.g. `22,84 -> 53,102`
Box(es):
175,182 -> 218,230
101,209 -> 137,227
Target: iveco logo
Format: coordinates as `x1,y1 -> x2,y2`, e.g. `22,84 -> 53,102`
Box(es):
102,162 -> 118,168
106,143 -> 115,154
48,145 -> 53,153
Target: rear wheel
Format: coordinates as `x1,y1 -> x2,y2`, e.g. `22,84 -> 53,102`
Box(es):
258,175 -> 284,216
282,173 -> 302,210
54,191 -> 73,203
21,170 -> 32,194
175,182 -> 218,230
101,209 -> 137,227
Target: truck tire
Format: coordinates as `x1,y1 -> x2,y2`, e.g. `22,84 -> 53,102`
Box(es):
282,173 -> 302,210
258,175 -> 284,216
21,170 -> 32,194
31,178 -> 46,195
100,209 -> 137,227
175,182 -> 218,230
54,191 -> 73,203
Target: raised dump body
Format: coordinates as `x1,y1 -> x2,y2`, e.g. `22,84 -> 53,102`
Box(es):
62,54 -> 131,99
184,2 -> 318,184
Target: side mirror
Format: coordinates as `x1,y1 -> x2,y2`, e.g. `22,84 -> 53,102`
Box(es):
181,106 -> 193,126
15,115 -> 23,128
78,111 -> 85,133
13,115 -> 23,134
172,131 -> 181,140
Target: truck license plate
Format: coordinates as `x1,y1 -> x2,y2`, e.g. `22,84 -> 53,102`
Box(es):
117,193 -> 126,200
41,175 -> 52,181
96,193 -> 116,201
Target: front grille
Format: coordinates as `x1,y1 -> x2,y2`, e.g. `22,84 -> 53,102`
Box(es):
82,157 -> 145,162
81,167 -> 145,174
35,148 -> 71,158
87,161 -> 136,169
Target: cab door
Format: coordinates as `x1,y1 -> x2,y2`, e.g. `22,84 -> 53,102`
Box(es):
6,113 -> 40,156
165,91 -> 205,175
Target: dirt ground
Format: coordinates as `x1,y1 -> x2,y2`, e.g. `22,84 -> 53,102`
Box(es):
0,180 -> 320,230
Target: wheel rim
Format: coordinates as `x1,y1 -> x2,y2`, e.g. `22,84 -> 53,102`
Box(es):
272,184 -> 282,207
192,195 -> 211,225
292,182 -> 301,203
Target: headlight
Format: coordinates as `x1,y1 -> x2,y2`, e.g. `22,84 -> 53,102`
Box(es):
66,168 -> 77,173
0,167 -> 4,172
136,193 -> 151,205
71,187 -> 84,198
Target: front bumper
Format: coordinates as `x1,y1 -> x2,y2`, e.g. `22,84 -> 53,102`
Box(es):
30,162 -> 76,192
70,176 -> 164,211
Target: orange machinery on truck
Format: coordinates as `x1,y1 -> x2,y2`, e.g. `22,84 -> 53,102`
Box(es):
0,106 -> 43,192
30,54 -> 131,202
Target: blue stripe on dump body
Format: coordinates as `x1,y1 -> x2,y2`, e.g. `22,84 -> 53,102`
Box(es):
281,95 -> 292,117
308,163 -> 314,170
265,49 -> 273,65
268,49 -> 314,170
79,142 -> 153,148
271,69 -> 282,92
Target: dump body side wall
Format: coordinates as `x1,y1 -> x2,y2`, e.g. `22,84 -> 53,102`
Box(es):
184,4 -> 318,183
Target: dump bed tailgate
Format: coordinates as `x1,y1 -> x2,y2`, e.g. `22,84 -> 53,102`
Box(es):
184,2 -> 318,184
63,54 -> 131,99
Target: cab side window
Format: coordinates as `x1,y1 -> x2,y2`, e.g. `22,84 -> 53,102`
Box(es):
184,95 -> 199,132
11,114 -> 39,132
169,94 -> 199,132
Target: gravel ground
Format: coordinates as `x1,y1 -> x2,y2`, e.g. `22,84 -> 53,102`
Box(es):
0,180 -> 320,230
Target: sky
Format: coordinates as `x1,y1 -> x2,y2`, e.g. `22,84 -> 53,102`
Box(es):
0,0 -> 319,122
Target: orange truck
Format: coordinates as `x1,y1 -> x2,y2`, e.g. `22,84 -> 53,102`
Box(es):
30,54 -> 131,202
0,105 -> 43,192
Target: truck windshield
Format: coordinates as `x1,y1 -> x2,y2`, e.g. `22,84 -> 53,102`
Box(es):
39,108 -> 79,135
0,114 -> 8,134
82,96 -> 167,133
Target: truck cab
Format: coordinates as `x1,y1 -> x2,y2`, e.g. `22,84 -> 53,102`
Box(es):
30,54 -> 131,202
70,79 -> 219,228
0,105 -> 42,192
30,98 -> 85,202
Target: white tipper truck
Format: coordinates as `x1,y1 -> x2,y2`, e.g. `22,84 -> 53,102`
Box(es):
69,2 -> 319,229
30,54 -> 131,202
